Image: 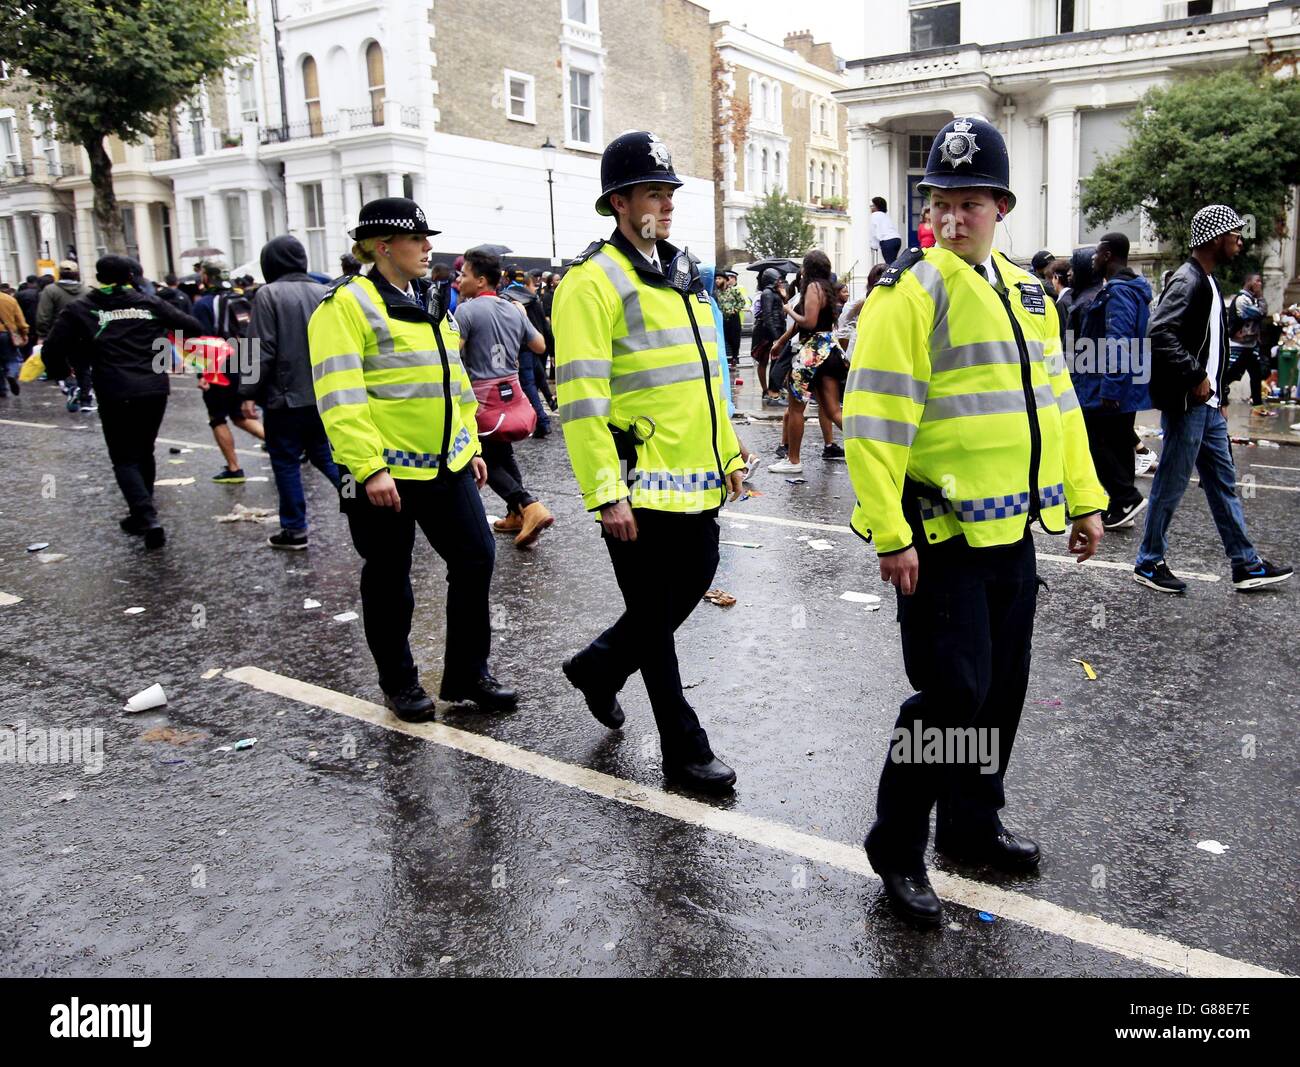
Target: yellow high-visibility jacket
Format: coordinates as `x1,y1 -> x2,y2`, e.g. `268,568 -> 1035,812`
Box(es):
552,234 -> 745,514
308,272 -> 479,483
845,246 -> 1107,553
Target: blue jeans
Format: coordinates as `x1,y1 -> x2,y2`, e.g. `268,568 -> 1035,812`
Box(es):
264,405 -> 342,534
1136,404 -> 1257,570
517,354 -> 550,432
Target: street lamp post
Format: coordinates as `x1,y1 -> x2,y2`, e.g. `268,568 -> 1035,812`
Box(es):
541,137 -> 557,263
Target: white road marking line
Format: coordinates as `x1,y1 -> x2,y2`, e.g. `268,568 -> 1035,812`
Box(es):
0,418 -> 262,458
156,436 -> 262,459
733,510 -> 852,534
224,664 -> 1285,979
732,510 -> 1220,582
0,417 -> 58,430
1035,553 -> 1220,583
1249,463 -> 1300,472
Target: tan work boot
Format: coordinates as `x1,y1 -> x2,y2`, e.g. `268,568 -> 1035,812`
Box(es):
493,511 -> 524,534
514,501 -> 554,548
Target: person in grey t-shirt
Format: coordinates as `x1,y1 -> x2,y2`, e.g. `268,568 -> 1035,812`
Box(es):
455,250 -> 553,548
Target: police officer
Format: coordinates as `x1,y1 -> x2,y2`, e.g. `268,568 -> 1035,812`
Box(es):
553,131 -> 747,794
308,197 -> 516,721
845,118 -> 1108,924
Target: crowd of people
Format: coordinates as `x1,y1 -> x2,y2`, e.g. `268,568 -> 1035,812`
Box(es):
3,120 -> 1293,928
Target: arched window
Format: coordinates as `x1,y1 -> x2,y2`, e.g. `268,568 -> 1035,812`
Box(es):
761,82 -> 771,121
820,162 -> 827,198
760,148 -> 768,194
773,84 -> 781,121
808,161 -> 815,200
365,42 -> 385,126
773,151 -> 782,192
302,56 -> 322,136
831,165 -> 838,199
745,143 -> 755,191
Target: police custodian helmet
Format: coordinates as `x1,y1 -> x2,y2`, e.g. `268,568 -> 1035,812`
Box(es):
348,197 -> 441,240
917,116 -> 1016,212
595,131 -> 684,216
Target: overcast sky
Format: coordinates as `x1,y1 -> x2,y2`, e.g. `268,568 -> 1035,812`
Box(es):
704,0 -> 868,62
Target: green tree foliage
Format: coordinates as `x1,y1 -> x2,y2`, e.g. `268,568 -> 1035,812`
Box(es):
742,190 -> 815,259
1081,66 -> 1300,276
0,1 -> 252,254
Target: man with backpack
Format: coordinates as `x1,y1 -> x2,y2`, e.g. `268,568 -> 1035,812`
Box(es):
196,264 -> 265,482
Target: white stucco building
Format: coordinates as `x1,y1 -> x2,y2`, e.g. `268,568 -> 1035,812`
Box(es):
1,0 -> 718,285
836,0 -> 1300,301
712,25 -> 853,277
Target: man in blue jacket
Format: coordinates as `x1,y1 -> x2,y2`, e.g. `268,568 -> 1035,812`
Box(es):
1076,232 -> 1152,530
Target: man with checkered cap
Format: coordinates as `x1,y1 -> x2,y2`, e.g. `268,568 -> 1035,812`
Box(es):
1134,204 -> 1292,594
845,116 -> 1108,926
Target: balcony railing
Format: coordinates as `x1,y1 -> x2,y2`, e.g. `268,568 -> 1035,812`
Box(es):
0,158 -> 74,182
259,114 -> 339,144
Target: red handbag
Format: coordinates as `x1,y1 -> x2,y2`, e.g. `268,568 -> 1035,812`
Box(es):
472,374 -> 536,444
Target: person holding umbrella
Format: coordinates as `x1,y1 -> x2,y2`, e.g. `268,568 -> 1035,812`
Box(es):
308,197 -> 516,721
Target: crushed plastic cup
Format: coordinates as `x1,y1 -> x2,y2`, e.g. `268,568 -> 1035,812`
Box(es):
123,683 -> 167,713
26,542 -> 49,552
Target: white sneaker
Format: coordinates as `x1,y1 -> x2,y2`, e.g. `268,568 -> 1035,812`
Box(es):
768,459 -> 803,474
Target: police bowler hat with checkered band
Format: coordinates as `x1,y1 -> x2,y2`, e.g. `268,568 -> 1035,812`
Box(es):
917,116 -> 1016,212
1190,204 -> 1245,249
348,197 -> 441,240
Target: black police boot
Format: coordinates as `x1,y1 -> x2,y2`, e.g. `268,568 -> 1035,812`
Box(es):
383,683 -> 436,723
936,826 -> 1041,872
864,833 -> 943,927
663,756 -> 736,795
143,525 -> 166,550
439,672 -> 517,712
561,656 -> 624,729
119,514 -> 148,536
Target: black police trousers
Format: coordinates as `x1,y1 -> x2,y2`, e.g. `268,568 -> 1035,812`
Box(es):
342,466 -> 495,696
866,531 -> 1038,871
571,508 -> 718,765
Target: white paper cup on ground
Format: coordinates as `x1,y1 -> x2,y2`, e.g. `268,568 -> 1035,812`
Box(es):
123,683 -> 167,713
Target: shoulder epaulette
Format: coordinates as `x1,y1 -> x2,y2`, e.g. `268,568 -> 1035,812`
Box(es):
875,247 -> 926,288
569,239 -> 608,267
321,274 -> 359,301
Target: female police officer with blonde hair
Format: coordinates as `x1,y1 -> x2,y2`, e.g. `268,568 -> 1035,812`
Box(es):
309,196 -> 516,720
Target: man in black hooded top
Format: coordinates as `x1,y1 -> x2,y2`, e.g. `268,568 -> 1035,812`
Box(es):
238,235 -> 342,550
42,255 -> 204,548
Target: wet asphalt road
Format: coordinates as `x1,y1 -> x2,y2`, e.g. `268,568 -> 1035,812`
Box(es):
1,367 -> 1296,977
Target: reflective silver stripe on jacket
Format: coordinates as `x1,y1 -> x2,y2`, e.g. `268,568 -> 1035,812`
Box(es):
317,386 -> 369,413
367,381 -> 451,401
910,259 -> 951,352
348,282 -> 395,355
559,397 -> 612,421
930,338 -> 1045,375
556,358 -> 613,385
845,367 -> 928,405
611,359 -> 718,395
613,325 -> 716,355
843,414 -> 918,447
592,252 -> 645,335
312,353 -> 363,382
921,383 -> 1056,422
